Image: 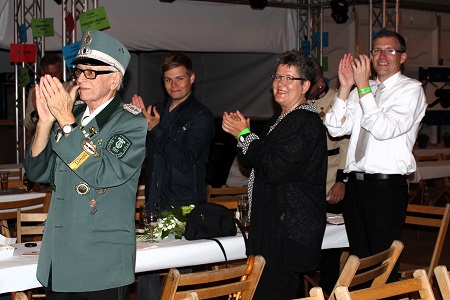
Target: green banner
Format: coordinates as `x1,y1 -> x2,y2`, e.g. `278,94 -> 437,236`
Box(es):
31,18 -> 54,37
80,6 -> 110,31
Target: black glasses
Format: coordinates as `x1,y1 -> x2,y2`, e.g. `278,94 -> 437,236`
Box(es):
371,49 -> 405,56
72,68 -> 115,80
271,74 -> 306,83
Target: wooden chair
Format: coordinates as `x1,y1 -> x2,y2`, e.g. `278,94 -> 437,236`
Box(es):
13,292 -> 28,300
434,265 -> 450,300
294,287 -> 325,300
161,255 -> 265,300
328,240 -> 404,300
399,203 -> 450,281
334,269 -> 435,300
206,185 -> 247,210
178,291 -> 199,300
0,192 -> 51,237
16,209 -> 47,243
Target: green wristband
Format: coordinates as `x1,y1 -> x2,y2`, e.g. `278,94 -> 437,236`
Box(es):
237,128 -> 251,139
358,86 -> 371,95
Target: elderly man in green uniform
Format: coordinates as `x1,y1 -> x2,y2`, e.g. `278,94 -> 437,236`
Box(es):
24,29 -> 147,299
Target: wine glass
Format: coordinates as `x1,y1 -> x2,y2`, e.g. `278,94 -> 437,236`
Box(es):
145,204 -> 160,243
238,196 -> 250,232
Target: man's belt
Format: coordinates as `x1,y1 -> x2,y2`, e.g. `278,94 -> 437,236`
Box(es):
328,147 -> 340,156
348,172 -> 405,181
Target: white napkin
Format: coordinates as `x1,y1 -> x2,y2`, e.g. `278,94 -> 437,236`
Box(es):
0,234 -> 17,245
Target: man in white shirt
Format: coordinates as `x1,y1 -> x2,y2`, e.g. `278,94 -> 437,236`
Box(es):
324,30 -> 427,282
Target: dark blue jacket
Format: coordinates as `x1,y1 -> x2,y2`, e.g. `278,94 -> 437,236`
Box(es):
145,93 -> 215,211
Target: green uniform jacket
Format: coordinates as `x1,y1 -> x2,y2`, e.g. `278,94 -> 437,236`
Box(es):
24,95 -> 147,292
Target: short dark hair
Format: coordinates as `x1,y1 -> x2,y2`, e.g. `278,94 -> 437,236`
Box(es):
161,52 -> 194,76
40,53 -> 63,69
373,30 -> 407,52
275,50 -> 316,82
311,61 -> 324,85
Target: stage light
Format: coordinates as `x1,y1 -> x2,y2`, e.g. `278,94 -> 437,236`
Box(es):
250,0 -> 267,9
331,0 -> 349,24
53,0 -> 62,4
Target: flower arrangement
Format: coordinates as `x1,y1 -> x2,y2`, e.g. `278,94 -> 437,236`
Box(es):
153,205 -> 195,239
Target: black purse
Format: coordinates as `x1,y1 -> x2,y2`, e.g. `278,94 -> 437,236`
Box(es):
184,203 -> 248,265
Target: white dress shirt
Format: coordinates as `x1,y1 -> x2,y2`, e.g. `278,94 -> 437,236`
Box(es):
80,98 -> 113,126
324,72 -> 427,175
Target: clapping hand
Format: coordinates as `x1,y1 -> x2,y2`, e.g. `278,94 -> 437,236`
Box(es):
131,94 -> 160,131
222,110 -> 250,139
351,54 -> 371,90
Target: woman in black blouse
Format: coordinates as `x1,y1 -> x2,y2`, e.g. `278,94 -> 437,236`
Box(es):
222,50 -> 328,299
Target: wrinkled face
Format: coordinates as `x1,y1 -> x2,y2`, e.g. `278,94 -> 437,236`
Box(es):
272,64 -> 310,110
163,66 -> 195,102
41,63 -> 63,81
75,64 -> 120,107
371,37 -> 407,81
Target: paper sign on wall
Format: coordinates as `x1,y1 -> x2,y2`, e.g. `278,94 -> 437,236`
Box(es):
10,44 -> 37,63
19,67 -> 31,89
19,24 -> 27,43
79,6 -> 110,31
65,12 -> 75,33
31,18 -> 54,37
62,41 -> 81,67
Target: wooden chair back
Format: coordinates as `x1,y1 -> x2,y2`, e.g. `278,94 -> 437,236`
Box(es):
16,209 -> 47,243
206,185 -> 247,210
434,265 -> 450,300
294,287 -> 326,300
334,269 -> 435,300
329,240 -> 404,300
161,255 -> 265,300
400,203 -> 450,281
178,291 -> 199,300
135,186 -> 145,221
0,192 -> 51,237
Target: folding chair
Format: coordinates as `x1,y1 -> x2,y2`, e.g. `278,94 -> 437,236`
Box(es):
328,240 -> 404,300
161,255 -> 265,300
334,269 -> 435,300
206,185 -> 247,210
399,203 -> 450,281
16,209 -> 47,243
434,265 -> 450,300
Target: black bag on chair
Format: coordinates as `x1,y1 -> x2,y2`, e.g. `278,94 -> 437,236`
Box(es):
184,202 -> 237,240
184,203 -> 247,266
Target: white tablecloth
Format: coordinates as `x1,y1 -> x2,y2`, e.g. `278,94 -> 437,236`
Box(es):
0,223 -> 348,294
0,190 -> 47,214
0,164 -> 23,181
409,160 -> 450,183
413,146 -> 450,158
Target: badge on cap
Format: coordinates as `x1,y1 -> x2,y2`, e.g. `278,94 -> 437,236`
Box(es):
76,182 -> 90,195
85,31 -> 92,45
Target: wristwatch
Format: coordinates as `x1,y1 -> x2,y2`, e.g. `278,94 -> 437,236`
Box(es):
62,122 -> 78,134
239,133 -> 250,143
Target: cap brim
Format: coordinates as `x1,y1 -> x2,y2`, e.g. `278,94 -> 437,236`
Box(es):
71,57 -> 110,66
